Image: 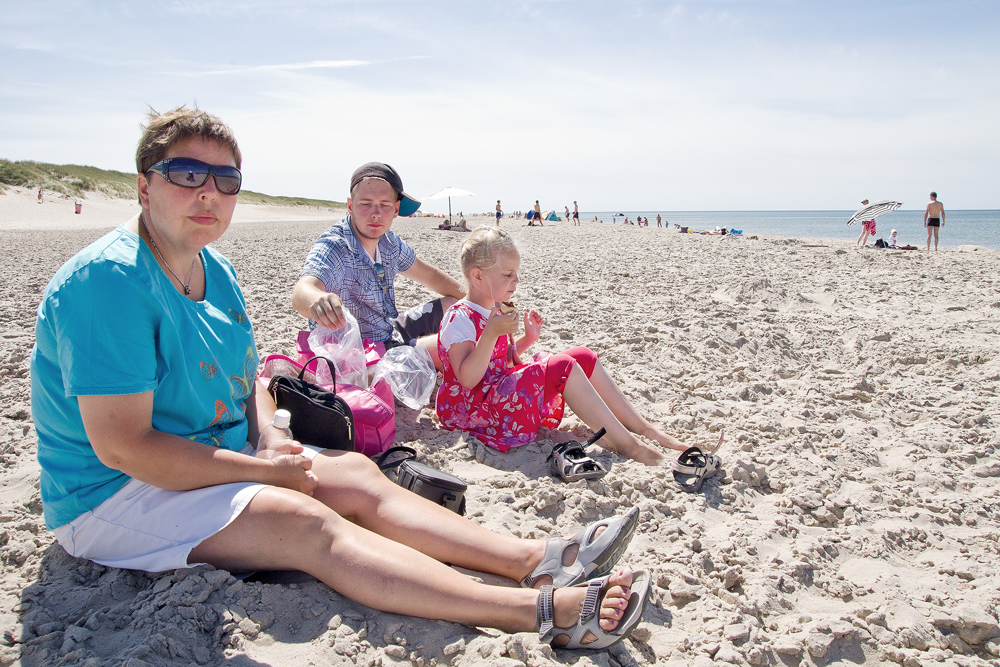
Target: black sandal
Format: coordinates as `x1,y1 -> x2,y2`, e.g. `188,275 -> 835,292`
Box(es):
672,433 -> 724,493
548,428 -> 608,482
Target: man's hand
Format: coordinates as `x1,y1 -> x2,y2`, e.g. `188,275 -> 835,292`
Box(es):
308,292 -> 347,330
292,276 -> 350,330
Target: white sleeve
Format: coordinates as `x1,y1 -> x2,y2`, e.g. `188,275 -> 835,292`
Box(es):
439,309 -> 478,350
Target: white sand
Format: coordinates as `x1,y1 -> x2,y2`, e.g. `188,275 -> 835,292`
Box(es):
1,189 -> 999,666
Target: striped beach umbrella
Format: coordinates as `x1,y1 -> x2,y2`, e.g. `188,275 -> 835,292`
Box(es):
847,200 -> 903,225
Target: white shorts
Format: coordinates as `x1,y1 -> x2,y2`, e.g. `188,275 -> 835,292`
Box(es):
52,444 -> 321,572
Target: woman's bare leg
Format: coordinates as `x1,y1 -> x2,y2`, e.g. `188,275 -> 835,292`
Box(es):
189,487 -> 635,637
587,360 -> 687,452
305,451 -> 545,580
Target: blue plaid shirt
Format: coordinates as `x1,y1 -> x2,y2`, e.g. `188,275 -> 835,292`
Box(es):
301,215 -> 416,342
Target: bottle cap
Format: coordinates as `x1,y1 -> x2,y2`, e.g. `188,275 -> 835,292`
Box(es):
272,409 -> 291,430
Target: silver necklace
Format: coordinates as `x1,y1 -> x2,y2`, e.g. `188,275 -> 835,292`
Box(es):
140,214 -> 196,295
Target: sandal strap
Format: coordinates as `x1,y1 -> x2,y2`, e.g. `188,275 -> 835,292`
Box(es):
670,460 -> 704,475
580,577 -> 604,624
582,427 -> 607,448
536,585 -> 555,636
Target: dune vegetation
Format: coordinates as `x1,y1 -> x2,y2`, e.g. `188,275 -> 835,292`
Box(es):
0,159 -> 344,208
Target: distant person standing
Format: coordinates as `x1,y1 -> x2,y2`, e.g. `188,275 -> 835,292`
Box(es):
495,200 -> 502,225
656,214 -> 661,228
38,188 -> 43,204
856,199 -> 876,247
531,200 -> 543,226
924,192 -> 945,251
573,201 -> 580,225
564,205 -> 570,222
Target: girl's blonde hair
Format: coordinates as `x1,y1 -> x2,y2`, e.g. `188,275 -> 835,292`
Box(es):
459,226 -> 518,278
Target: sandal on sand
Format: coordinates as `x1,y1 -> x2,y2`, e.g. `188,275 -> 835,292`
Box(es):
521,507 -> 639,588
536,570 -> 652,650
548,428 -> 608,482
671,436 -> 723,493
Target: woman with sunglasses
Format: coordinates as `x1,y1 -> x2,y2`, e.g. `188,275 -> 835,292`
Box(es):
29,107 -> 650,650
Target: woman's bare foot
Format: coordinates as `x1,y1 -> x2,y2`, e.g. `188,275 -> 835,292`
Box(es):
549,568 -> 635,646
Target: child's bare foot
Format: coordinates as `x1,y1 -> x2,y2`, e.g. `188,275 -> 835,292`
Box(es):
550,568 -> 635,646
643,426 -> 687,452
629,441 -> 667,466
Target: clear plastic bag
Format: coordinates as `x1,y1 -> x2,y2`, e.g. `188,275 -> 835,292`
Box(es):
307,311 -> 368,388
372,344 -> 436,409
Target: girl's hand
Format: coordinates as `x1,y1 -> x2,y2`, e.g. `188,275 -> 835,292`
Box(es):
523,310 -> 543,341
484,304 -> 519,339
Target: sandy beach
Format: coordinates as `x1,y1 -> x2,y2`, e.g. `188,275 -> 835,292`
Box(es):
1,188 -> 999,667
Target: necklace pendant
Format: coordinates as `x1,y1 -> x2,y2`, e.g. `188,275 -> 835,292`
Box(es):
183,285 -> 192,295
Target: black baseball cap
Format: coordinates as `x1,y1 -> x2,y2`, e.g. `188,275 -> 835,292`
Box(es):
350,162 -> 421,217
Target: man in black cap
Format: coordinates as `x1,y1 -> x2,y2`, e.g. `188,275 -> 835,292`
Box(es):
293,162 -> 463,367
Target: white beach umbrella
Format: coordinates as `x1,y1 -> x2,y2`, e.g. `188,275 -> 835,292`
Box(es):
847,200 -> 903,226
424,186 -> 477,224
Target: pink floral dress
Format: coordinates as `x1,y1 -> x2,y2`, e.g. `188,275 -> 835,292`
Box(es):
435,303 -> 566,452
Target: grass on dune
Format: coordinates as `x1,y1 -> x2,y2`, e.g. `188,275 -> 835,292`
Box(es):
0,159 -> 344,208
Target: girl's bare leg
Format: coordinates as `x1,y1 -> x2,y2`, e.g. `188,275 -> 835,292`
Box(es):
189,487 -> 635,637
586,360 -> 687,452
562,364 -> 666,466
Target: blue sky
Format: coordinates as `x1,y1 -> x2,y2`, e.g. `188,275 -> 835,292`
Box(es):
2,1 -> 998,212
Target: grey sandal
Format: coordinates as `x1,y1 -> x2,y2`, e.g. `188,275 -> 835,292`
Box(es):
536,570 -> 651,650
671,432 -> 725,493
548,428 -> 608,482
521,507 -> 639,588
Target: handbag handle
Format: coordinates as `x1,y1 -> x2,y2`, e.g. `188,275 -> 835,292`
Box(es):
300,355 -> 338,392
376,446 -> 416,471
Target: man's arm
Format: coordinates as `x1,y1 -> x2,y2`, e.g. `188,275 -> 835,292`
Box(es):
924,204 -> 930,224
292,275 -> 347,330
399,257 -> 464,299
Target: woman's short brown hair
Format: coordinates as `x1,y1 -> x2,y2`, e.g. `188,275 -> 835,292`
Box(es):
135,106 -> 242,174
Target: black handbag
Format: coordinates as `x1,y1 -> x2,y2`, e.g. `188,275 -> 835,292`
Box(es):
267,356 -> 355,451
377,447 -> 467,515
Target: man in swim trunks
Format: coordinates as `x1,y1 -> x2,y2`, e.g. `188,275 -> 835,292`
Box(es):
496,200 -> 502,225
531,200 -> 544,226
924,191 -> 945,251
573,201 -> 580,225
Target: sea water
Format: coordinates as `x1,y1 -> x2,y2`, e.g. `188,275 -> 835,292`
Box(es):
585,210 -> 1000,250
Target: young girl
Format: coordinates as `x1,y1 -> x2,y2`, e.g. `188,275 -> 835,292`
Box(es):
435,226 -> 688,466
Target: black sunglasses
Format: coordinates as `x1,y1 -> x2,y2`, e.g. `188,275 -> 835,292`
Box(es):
146,157 -> 242,195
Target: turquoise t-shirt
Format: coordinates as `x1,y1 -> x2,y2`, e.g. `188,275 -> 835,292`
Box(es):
30,222 -> 258,530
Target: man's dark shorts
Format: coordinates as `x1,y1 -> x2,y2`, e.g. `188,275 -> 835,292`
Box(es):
387,298 -> 446,349
926,218 -> 940,228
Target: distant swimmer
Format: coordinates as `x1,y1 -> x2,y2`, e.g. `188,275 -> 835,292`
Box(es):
924,191 -> 945,251
495,199 -> 502,225
573,201 -> 579,225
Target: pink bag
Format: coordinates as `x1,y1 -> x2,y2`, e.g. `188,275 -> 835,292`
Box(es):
260,353 -> 396,457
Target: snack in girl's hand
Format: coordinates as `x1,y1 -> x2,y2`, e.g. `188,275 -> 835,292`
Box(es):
499,301 -> 517,315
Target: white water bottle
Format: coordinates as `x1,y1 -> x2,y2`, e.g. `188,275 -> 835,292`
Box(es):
269,409 -> 293,439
